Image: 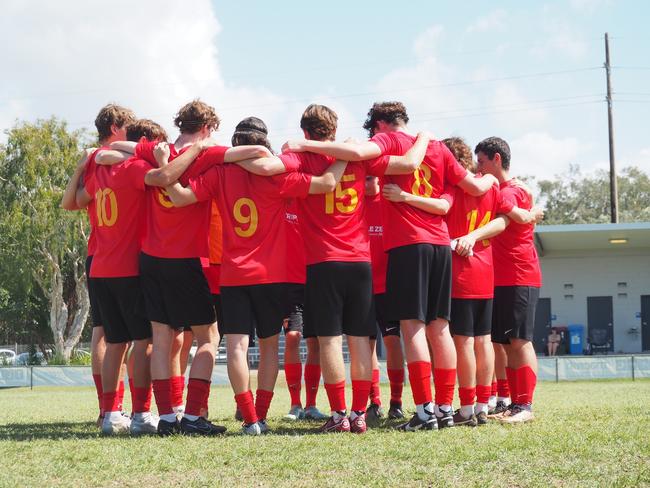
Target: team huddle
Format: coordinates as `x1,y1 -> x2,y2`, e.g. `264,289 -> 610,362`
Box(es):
62,99 -> 544,436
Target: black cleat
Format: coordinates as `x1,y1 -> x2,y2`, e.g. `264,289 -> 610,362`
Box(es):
180,416 -> 227,436
487,401 -> 510,419
157,418 -> 180,436
388,401 -> 404,419
476,411 -> 488,425
366,403 -> 384,420
396,413 -> 438,431
452,410 -> 477,427
435,408 -> 455,429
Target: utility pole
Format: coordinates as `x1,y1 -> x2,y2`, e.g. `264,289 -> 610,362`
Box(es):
605,32 -> 618,223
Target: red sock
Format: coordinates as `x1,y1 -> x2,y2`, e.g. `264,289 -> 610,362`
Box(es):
369,369 -> 381,405
491,380 -> 498,397
284,363 -> 303,407
132,385 -> 152,413
152,379 -> 173,416
304,364 -> 321,408
102,390 -> 121,413
496,378 -> 510,399
116,380 -> 125,411
387,368 -> 404,404
458,386 -> 476,407
324,380 -> 347,412
235,390 -> 258,424
170,375 -> 185,407
92,374 -> 103,415
407,361 -> 432,405
433,368 -> 456,406
476,384 -> 492,404
516,366 -> 537,405
351,380 -> 372,413
255,389 -> 274,421
202,381 -> 210,414
505,367 -> 517,402
185,378 -> 210,417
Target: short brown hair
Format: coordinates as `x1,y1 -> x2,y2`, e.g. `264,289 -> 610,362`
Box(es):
95,104 -> 136,142
363,101 -> 409,137
442,137 -> 475,172
300,104 -> 337,141
174,99 -> 220,134
126,119 -> 168,143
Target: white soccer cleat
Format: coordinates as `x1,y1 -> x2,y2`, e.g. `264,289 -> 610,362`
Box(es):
102,413 -> 131,435
242,422 -> 262,436
258,419 -> 270,434
130,412 -> 159,435
304,406 -> 328,421
283,405 -> 305,420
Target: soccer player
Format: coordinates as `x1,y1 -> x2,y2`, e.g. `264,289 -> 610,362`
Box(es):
278,104 -> 433,433
61,104 -> 135,425
365,175 -> 405,420
159,118 -> 347,435
282,101 -> 497,430
438,137 -> 541,426
454,136 -> 543,424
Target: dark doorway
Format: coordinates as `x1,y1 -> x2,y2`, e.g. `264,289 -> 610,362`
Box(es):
533,298 -> 552,354
642,295 -> 650,352
587,296 -> 614,353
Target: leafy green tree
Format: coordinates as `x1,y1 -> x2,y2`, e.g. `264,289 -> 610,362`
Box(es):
0,118 -> 92,361
538,165 -> 650,224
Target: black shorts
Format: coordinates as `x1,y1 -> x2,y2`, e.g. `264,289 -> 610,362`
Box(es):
369,293 -> 400,338
85,256 -> 102,327
94,277 -> 151,344
492,286 -> 540,344
305,261 -> 374,337
220,283 -> 288,339
450,298 -> 493,337
139,253 -> 216,330
386,243 -> 452,324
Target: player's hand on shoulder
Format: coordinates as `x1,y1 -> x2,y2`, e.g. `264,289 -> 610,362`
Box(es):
154,142 -> 170,167
78,147 -> 96,169
282,140 -> 307,153
510,177 -> 533,198
199,138 -> 218,150
382,183 -> 407,202
416,131 -> 434,141
531,206 -> 545,223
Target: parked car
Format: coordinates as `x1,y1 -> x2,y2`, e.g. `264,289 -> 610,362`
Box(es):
0,349 -> 16,366
15,352 -> 47,366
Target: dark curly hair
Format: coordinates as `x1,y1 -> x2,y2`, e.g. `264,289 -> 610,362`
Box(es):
300,104 -> 338,141
442,137 -> 475,172
231,116 -> 273,152
95,103 -> 136,142
474,137 -> 511,170
362,101 -> 409,137
174,99 -> 220,134
126,119 -> 168,143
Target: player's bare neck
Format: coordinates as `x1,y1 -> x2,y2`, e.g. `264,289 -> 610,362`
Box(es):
499,171 -> 512,184
174,132 -> 204,151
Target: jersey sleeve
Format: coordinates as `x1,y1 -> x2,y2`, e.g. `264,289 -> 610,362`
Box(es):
84,172 -> 97,199
134,138 -> 156,165
443,145 -> 468,186
370,133 -> 395,155
190,146 -> 229,176
189,166 -> 223,202
498,186 -> 520,212
127,159 -> 153,192
364,155 -> 389,177
279,153 -> 303,172
440,185 -> 456,206
494,186 -> 515,214
271,172 -> 312,199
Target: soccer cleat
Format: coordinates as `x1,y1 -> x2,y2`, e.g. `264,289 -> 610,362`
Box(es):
319,416 -> 351,433
157,418 -> 180,436
180,416 -> 227,436
476,411 -> 489,425
101,414 -> 131,435
284,405 -> 305,421
350,414 -> 367,434
304,406 -> 328,421
258,419 -> 270,434
387,401 -> 405,419
234,407 -> 243,422
452,410 -> 477,427
396,413 -> 438,431
130,412 -> 159,435
242,422 -> 262,436
365,403 -> 384,420
487,400 -> 510,419
499,405 -> 534,424
435,408 -> 455,429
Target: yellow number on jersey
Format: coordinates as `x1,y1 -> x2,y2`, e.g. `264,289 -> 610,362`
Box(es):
233,198 -> 258,238
95,188 -> 118,227
411,164 -> 433,198
467,209 -> 492,247
157,188 -> 174,209
325,174 -> 358,214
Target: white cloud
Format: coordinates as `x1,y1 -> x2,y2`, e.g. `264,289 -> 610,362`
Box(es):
529,11 -> 589,59
466,9 -> 508,34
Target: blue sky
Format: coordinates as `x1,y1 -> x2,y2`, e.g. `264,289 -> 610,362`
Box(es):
1,0 -> 649,180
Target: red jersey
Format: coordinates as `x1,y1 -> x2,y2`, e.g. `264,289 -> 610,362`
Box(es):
368,131 -> 467,250
446,181 -> 513,298
84,148 -> 106,256
366,193 -> 387,294
190,164 -> 311,286
279,152 -> 388,265
135,141 -> 228,259
492,180 -> 542,287
285,199 -> 306,284
85,157 -> 152,278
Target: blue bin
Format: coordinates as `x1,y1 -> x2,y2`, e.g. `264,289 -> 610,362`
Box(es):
567,324 -> 584,355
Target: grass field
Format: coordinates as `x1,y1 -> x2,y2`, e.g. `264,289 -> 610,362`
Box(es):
1,379 -> 649,487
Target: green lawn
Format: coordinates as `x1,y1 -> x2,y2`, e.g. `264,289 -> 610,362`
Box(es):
1,380 -> 649,487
